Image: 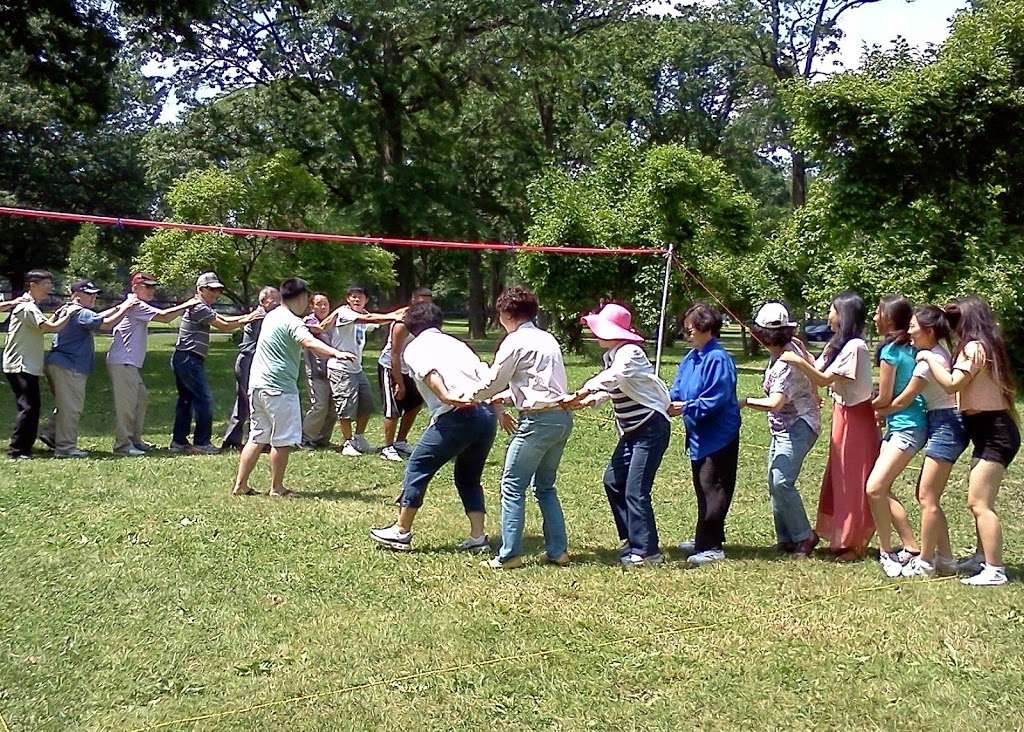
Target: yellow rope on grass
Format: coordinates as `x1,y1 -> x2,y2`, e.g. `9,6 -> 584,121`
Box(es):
127,577 -> 950,731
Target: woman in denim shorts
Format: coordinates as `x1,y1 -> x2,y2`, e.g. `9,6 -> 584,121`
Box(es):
867,296 -> 929,578
878,306 -> 967,577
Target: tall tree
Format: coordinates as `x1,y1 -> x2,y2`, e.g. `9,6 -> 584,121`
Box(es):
135,150 -> 395,307
134,0 -> 636,303
717,0 -> 900,207
778,2 -> 1024,347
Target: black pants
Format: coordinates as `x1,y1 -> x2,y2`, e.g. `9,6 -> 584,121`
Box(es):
691,435 -> 740,552
6,372 -> 41,457
221,353 -> 253,447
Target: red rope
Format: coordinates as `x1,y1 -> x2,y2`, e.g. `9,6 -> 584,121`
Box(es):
0,206 -> 665,257
671,254 -> 767,348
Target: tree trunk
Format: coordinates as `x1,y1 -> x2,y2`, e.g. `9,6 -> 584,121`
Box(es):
488,253 -> 505,329
466,250 -> 487,339
791,150 -> 808,208
376,33 -> 415,299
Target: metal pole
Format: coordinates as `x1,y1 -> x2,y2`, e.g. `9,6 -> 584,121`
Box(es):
654,242 -> 674,377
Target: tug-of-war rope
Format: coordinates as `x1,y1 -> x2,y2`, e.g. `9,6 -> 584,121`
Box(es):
0,205 -> 764,369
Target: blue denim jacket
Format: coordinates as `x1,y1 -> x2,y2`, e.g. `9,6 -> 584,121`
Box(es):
669,339 -> 741,460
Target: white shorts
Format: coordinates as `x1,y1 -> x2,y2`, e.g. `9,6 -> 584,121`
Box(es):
248,388 -> 302,448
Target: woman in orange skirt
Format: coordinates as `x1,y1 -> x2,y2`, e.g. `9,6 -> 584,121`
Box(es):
781,291 -> 878,560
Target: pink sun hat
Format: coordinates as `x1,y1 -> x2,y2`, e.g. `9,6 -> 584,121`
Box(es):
581,303 -> 645,343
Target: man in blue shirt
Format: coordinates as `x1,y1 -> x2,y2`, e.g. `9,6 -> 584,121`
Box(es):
42,280 -> 137,458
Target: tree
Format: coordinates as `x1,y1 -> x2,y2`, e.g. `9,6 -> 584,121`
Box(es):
134,150 -> 395,306
716,0 -> 904,207
131,0 -> 637,303
0,0 -> 215,125
0,58 -> 153,291
520,139 -> 757,348
778,2 -> 1024,348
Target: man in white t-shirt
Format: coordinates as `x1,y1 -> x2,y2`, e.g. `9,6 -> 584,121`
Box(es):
319,285 -> 405,456
2,270 -> 77,459
369,302 -> 498,553
231,277 -> 355,498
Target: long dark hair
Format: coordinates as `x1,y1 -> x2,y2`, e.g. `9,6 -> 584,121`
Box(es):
822,291 -> 866,368
874,295 -> 913,365
946,296 -> 1017,414
913,305 -> 952,352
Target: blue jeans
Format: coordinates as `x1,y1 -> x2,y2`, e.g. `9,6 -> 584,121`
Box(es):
399,405 -> 497,513
498,410 -> 573,563
767,418 -> 817,545
171,350 -> 214,447
603,414 -> 670,557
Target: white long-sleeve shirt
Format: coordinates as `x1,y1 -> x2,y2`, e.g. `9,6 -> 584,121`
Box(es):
583,343 -> 670,432
465,321 -> 569,410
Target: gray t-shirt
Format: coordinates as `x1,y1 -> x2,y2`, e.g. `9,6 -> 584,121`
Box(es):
174,302 -> 217,358
238,306 -> 266,357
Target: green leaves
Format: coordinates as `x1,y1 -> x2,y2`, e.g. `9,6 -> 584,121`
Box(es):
520,138 -> 756,342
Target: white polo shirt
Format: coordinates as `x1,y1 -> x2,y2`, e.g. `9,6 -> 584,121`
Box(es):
403,328 -> 488,422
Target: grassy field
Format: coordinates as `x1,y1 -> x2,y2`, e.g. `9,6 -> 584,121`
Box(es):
1,325 -> 1022,731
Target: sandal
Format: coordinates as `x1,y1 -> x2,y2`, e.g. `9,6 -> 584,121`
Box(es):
231,486 -> 260,497
268,488 -> 299,499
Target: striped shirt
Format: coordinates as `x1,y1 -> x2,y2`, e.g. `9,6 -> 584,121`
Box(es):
608,386 -> 656,433
582,343 -> 670,434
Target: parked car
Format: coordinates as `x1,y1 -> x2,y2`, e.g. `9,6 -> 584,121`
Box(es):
803,319 -> 832,343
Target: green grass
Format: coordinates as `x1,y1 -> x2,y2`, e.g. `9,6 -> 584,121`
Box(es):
1,328 -> 1022,731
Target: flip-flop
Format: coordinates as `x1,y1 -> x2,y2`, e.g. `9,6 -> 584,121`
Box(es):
231,487 -> 260,497
268,489 -> 299,499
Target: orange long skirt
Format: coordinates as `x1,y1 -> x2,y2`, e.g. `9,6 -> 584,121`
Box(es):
816,401 -> 879,553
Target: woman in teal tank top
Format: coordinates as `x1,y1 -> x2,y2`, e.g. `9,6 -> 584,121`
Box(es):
867,296 -> 927,578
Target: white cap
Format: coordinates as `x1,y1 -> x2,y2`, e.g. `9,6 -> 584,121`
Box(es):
754,302 -> 797,329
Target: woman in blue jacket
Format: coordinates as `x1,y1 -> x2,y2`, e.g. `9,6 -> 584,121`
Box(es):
669,302 -> 742,566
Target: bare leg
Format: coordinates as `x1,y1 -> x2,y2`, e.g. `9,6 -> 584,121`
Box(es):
269,446 -> 292,492
355,413 -> 371,435
967,459 -> 1006,566
383,417 -> 398,446
866,440 -> 918,553
339,418 -> 353,441
889,495 -> 919,553
232,442 -> 264,494
397,506 -> 419,532
916,457 -> 954,562
397,405 -> 422,442
467,510 -> 485,538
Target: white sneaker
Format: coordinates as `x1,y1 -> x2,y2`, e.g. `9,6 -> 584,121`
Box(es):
895,548 -> 919,565
957,550 -> 985,576
901,556 -> 935,578
352,434 -> 375,453
677,539 -> 696,556
341,440 -> 362,457
380,445 -> 404,462
934,554 -> 958,577
114,446 -> 146,457
620,553 -> 664,568
960,564 -> 1008,586
687,549 -> 726,566
482,555 -> 524,570
55,448 -> 89,459
455,534 -> 490,553
393,440 -> 415,457
879,551 -> 905,578
369,523 -> 413,551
